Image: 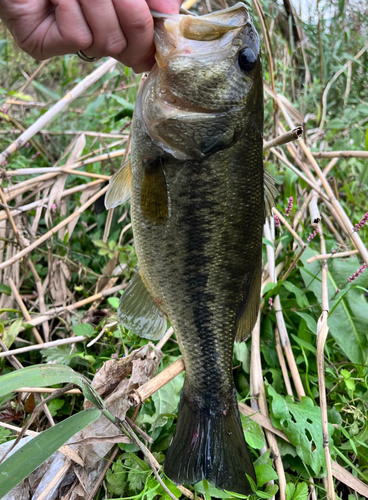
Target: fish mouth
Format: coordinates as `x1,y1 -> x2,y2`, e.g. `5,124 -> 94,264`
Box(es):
152,2 -> 250,68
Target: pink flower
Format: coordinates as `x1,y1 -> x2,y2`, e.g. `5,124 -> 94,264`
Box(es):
82,221 -> 88,228
3,161 -> 7,166
285,196 -> 293,217
121,81 -> 126,91
307,227 -> 319,242
51,203 -> 57,212
31,151 -> 40,160
268,297 -> 273,310
2,106 -> 6,114
353,212 -> 368,232
25,142 -> 30,148
274,214 -> 281,227
347,263 -> 367,282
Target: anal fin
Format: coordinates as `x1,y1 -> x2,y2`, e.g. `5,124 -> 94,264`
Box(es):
105,159 -> 132,209
118,271 -> 167,340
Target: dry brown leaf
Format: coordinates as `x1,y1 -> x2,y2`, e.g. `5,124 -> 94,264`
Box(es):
45,134 -> 86,229
69,434 -> 130,447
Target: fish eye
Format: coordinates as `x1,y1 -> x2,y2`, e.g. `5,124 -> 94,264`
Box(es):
238,47 -> 257,72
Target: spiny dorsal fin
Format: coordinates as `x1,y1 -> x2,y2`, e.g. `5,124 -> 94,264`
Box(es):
264,170 -> 279,218
105,159 -> 132,209
140,157 -> 168,224
118,271 -> 167,340
235,263 -> 262,342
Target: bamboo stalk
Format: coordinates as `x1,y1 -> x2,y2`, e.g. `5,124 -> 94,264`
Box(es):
250,313 -> 287,500
0,179 -> 104,223
0,336 -> 88,358
129,358 -> 185,406
14,387 -> 81,394
0,58 -> 117,166
8,278 -> 44,345
312,150 -> 368,159
307,249 -> 359,263
316,227 -> 335,500
19,283 -> 125,330
263,126 -> 303,150
272,207 -> 306,248
269,148 -> 329,202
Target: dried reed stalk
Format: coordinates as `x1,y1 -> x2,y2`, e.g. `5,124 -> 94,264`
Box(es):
250,313 -> 287,500
0,58 -> 117,166
307,249 -> 359,263
0,185 -> 109,271
8,278 -> 44,345
263,126 -> 302,150
312,150 -> 368,159
316,227 -> 334,499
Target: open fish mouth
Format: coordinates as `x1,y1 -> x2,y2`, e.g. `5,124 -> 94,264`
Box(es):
151,3 -> 251,68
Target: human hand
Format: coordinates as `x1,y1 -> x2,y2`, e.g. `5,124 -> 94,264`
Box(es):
0,0 -> 182,72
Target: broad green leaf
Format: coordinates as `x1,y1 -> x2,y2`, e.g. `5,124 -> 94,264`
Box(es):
150,375 -> 184,427
300,248 -> 368,364
0,408 -> 101,498
255,464 -> 278,487
194,481 -> 230,498
268,385 -> 334,475
294,311 -> 317,335
281,281 -> 309,308
286,482 -> 296,500
292,482 -> 309,500
291,334 -> 317,355
262,282 -> 277,295
3,319 -> 22,348
71,323 -> 96,337
108,297 -> 120,309
234,341 -> 249,373
0,284 -> 11,296
0,364 -> 104,409
242,416 -> 266,449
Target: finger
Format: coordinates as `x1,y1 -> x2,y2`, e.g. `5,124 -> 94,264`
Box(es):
111,0 -> 154,69
5,0 -> 94,59
77,0 -> 127,58
131,52 -> 156,74
146,0 -> 182,15
42,0 -> 93,57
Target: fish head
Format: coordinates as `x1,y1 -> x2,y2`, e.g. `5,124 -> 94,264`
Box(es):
140,3 -> 263,160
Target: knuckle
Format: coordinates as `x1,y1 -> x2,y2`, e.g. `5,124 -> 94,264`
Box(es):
106,38 -> 127,56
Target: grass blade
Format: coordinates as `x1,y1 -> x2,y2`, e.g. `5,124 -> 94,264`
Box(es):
0,408 -> 101,498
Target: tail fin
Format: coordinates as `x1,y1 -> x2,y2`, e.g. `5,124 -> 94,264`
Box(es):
164,388 -> 256,495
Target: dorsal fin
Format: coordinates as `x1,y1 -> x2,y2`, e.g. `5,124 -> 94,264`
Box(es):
118,271 -> 167,340
264,170 -> 279,218
105,159 -> 132,209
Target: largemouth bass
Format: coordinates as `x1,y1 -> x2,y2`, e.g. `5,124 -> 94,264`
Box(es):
106,3 -> 277,494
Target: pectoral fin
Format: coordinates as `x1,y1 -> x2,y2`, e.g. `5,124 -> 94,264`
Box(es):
141,157 -> 168,224
264,170 -> 279,217
235,264 -> 262,342
118,271 -> 167,340
105,160 -> 132,209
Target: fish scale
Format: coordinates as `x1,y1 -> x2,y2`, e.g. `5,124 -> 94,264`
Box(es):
105,2 -> 277,494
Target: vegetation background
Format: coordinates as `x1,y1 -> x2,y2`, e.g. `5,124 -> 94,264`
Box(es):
0,0 -> 368,499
